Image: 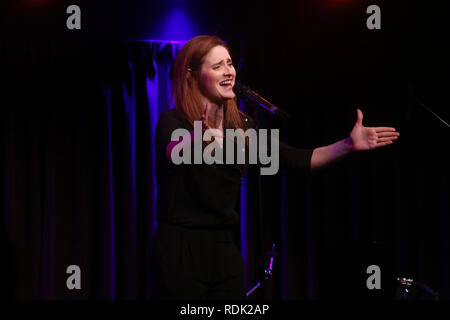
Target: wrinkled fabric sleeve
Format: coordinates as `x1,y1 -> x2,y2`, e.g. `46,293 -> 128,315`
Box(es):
244,114 -> 313,175
279,141 -> 313,175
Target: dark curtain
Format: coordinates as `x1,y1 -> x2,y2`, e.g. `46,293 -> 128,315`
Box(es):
1,39 -> 185,299
1,39 -> 449,299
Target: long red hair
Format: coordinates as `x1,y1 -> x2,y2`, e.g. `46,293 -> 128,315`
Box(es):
173,35 -> 247,131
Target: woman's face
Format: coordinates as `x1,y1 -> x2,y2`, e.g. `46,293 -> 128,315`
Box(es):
198,45 -> 236,103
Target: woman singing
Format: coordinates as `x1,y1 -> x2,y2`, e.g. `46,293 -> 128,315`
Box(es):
150,35 -> 399,299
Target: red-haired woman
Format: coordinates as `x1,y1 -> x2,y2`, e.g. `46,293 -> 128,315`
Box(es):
151,35 -> 399,299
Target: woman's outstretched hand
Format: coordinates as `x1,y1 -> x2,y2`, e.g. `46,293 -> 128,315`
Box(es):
348,109 -> 400,151
311,109 -> 400,170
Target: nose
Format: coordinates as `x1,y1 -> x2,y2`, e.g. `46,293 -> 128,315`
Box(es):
223,65 -> 233,76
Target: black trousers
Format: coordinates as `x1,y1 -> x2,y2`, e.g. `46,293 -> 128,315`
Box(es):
150,223 -> 246,300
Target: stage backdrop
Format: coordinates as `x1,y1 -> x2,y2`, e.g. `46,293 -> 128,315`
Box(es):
1,39 -> 449,299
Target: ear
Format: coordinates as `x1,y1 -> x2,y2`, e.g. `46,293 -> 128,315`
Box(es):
186,68 -> 193,79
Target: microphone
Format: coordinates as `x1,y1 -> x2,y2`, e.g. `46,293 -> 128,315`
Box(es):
233,82 -> 290,118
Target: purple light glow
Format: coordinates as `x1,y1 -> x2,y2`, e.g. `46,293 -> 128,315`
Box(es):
157,8 -> 197,42
132,40 -> 188,45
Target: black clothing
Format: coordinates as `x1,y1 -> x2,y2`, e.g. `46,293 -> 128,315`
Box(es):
150,223 -> 245,300
154,108 -> 313,229
151,108 -> 313,299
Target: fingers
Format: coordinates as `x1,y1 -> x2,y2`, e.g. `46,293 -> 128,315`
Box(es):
375,141 -> 394,147
377,137 -> 398,143
375,130 -> 399,145
356,109 -> 363,126
377,131 -> 400,138
201,118 -> 208,132
200,104 -> 208,132
374,127 -> 397,133
374,133 -> 399,148
200,104 -> 207,119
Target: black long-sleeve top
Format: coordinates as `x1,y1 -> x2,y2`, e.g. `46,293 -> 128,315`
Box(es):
154,108 -> 313,228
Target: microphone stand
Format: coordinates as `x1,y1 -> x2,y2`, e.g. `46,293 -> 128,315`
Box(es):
237,87 -> 288,299
246,243 -> 276,297
409,85 -> 449,128
238,98 -> 274,299
251,108 -> 266,299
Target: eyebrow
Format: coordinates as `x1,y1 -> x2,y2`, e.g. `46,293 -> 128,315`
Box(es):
212,58 -> 232,66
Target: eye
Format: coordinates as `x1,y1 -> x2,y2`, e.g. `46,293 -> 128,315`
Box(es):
213,65 -> 220,70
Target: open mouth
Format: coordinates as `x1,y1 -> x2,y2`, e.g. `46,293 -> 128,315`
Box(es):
219,79 -> 233,89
